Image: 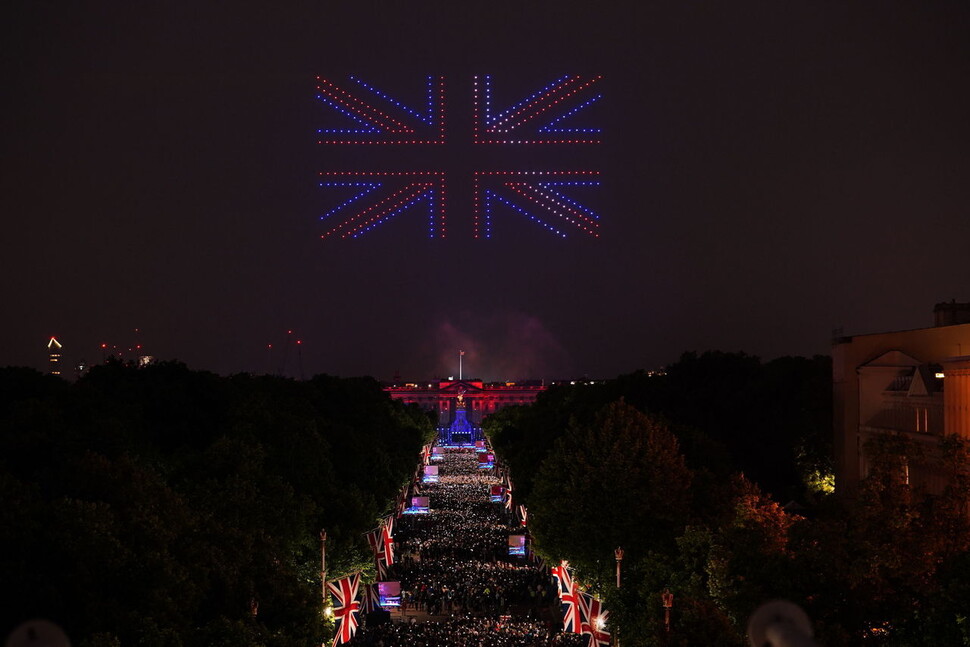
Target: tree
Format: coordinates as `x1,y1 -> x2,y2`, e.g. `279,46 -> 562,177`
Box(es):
0,363 -> 432,646
704,478 -> 799,633
530,400 -> 693,581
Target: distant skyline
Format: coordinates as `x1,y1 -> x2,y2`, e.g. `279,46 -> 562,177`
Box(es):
3,2 -> 969,381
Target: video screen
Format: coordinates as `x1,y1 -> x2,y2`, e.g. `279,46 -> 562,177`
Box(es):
378,581 -> 401,607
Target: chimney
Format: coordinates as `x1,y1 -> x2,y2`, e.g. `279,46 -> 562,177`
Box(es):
934,300 -> 970,327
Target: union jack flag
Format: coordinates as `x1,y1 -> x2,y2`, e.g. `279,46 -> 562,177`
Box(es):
518,503 -> 528,527
528,547 -> 545,569
579,593 -> 610,647
315,75 -> 446,145
474,171 -> 600,239
317,172 -> 446,239
473,74 -> 603,144
364,516 -> 396,578
551,561 -> 583,633
327,573 -> 361,646
550,561 -> 567,596
381,515 -> 395,567
316,75 -> 602,240
364,527 -> 388,579
396,490 -> 408,518
361,582 -> 382,614
504,481 -> 514,511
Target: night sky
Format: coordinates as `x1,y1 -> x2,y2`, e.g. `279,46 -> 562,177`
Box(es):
3,1 -> 969,381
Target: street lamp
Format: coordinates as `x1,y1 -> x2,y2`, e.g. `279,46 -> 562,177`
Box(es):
662,589 -> 674,633
614,547 -> 624,647
615,547 -> 624,588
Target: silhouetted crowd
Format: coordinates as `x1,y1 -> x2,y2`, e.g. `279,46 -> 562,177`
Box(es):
350,616 -> 586,647
398,559 -> 555,615
397,511 -> 510,562
347,447 -> 572,646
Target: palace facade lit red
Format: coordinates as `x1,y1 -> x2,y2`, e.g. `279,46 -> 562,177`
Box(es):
384,379 -> 547,426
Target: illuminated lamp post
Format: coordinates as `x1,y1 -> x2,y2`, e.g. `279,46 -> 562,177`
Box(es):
615,547 -> 624,647
615,547 -> 623,587
662,589 -> 674,633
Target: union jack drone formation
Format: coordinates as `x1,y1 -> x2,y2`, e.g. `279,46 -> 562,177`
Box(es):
315,75 -> 602,239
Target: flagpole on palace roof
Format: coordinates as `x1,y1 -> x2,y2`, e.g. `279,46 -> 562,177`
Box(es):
459,350 -> 464,380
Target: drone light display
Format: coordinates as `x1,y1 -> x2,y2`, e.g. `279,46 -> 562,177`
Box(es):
316,75 -> 602,239
317,172 -> 447,239
315,75 -> 446,144
473,74 -> 602,145
474,171 -> 601,239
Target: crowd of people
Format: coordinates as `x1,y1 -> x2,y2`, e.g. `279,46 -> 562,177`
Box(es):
350,616 -> 588,647
347,445 -> 573,646
395,510 -> 509,562
397,559 -> 555,616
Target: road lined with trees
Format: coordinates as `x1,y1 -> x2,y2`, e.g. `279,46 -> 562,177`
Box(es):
4,351 -> 969,645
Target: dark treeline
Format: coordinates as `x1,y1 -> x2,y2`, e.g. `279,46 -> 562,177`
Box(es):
485,351 -> 970,646
489,351 -> 832,503
0,361 -> 434,647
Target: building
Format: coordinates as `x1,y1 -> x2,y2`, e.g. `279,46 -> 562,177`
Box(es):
47,337 -> 62,376
384,379 -> 547,427
833,303 -> 970,496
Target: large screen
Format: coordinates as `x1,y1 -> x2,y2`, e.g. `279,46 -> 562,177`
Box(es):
378,581 -> 401,607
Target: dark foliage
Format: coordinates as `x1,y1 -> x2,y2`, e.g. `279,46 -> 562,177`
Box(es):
486,353 -> 970,645
0,362 -> 433,646
488,351 -> 832,503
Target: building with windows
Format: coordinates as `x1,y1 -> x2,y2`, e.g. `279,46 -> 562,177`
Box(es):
833,303 -> 970,496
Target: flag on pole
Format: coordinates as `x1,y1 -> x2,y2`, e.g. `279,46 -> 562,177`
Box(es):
365,517 -> 395,578
528,546 -> 545,569
361,582 -> 382,614
327,573 -> 361,646
551,560 -> 568,597
552,561 -> 582,633
518,503 -> 528,527
580,593 -> 611,647
504,477 -> 514,511
561,572 -> 583,633
381,515 -> 395,567
365,527 -> 388,579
